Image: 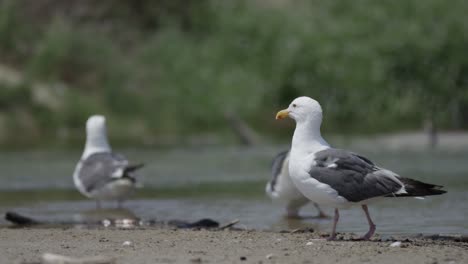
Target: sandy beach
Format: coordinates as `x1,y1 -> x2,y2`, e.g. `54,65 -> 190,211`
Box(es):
1,227 -> 467,264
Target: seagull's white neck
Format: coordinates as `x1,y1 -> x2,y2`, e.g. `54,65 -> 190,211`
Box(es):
291,120 -> 329,156
82,132 -> 111,160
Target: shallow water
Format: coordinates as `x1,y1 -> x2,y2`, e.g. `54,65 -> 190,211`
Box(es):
0,146 -> 467,234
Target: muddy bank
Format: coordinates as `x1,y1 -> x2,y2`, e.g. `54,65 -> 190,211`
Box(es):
1,227 -> 467,264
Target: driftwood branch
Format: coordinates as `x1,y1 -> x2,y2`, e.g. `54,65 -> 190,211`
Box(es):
219,219 -> 240,229
424,118 -> 438,149
5,211 -> 240,230
5,211 -> 40,225
224,110 -> 259,146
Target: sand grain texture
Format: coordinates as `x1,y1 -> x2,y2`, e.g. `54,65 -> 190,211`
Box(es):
0,228 -> 467,264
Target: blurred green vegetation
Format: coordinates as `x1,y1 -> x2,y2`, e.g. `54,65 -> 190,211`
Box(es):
0,0 -> 467,148
0,181 -> 265,205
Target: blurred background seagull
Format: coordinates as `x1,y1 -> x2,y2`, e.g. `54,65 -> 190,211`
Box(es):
276,96 -> 446,240
73,115 -> 144,208
266,150 -> 328,218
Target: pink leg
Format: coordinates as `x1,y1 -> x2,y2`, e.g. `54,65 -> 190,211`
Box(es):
360,204 -> 376,240
327,208 -> 339,240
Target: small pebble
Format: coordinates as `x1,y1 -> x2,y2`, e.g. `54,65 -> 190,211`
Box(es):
102,219 -> 111,227
122,241 -> 133,247
190,257 -> 202,263
390,241 -> 402,247
240,256 -> 247,261
266,254 -> 274,260
116,219 -> 136,228
306,241 -> 314,246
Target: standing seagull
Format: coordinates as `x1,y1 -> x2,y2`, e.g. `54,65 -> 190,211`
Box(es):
73,115 -> 143,208
266,150 -> 328,218
275,96 -> 446,240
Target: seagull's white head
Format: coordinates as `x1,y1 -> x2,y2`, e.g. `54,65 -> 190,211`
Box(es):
276,96 -> 329,151
83,115 -> 111,159
86,115 -> 106,136
276,96 -> 323,125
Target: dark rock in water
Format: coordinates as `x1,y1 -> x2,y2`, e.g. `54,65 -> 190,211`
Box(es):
168,219 -> 219,229
5,212 -> 40,225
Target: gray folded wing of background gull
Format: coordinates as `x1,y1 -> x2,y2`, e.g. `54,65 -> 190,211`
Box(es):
77,152 -> 134,193
268,150 -> 289,192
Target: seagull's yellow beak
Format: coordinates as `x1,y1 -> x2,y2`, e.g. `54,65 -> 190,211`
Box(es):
275,109 -> 289,120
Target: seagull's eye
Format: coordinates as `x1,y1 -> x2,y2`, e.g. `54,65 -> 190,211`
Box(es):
292,104 -> 297,108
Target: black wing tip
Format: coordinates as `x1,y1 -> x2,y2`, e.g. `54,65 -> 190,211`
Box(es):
431,189 -> 447,195
425,183 -> 447,194
419,187 -> 447,196
126,163 -> 144,171
399,178 -> 448,197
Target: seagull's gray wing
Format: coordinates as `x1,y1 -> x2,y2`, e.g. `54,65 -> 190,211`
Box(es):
309,148 -> 404,202
78,152 -> 140,193
269,150 -> 289,192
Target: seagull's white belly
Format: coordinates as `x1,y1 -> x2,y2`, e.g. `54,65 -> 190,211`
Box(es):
293,176 -> 348,206
266,172 -> 308,204
272,184 -> 308,204
90,179 -> 135,200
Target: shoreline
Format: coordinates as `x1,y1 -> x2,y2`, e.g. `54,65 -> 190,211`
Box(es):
1,227 -> 467,264
1,131 -> 468,152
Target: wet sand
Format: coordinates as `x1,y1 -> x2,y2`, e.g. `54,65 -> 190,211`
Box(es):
1,227 -> 467,264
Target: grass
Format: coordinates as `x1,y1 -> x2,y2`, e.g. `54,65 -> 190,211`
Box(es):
0,0 -> 467,148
